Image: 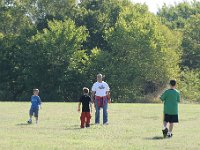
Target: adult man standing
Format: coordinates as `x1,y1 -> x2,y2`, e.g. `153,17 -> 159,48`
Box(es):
91,74 -> 110,125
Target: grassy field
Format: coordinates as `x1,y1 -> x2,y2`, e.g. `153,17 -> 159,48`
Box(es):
0,102 -> 199,150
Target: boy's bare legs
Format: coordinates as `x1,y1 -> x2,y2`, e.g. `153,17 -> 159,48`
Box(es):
163,121 -> 167,129
169,123 -> 173,132
36,117 -> 38,124
168,123 -> 173,136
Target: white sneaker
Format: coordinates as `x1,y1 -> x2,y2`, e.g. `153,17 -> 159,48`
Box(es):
167,132 -> 173,138
103,122 -> 109,125
27,119 -> 32,124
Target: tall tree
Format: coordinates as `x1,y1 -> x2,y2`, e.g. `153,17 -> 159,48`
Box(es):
182,14 -> 200,69
157,1 -> 200,29
28,19 -> 89,101
105,3 -> 182,101
0,2 -> 34,35
76,0 -> 131,50
0,18 -> 89,101
35,0 -> 77,30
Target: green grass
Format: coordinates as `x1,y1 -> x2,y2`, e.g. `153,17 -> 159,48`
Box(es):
0,102 -> 200,150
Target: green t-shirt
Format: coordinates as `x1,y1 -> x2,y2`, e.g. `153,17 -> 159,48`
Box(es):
160,89 -> 180,115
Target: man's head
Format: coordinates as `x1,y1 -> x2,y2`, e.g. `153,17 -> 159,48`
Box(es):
33,89 -> 39,95
169,80 -> 176,87
83,87 -> 89,94
97,74 -> 103,82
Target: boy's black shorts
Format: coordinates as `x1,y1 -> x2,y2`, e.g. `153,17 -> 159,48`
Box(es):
164,114 -> 179,123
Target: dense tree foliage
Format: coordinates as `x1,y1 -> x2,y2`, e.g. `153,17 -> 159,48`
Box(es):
0,2 -> 34,35
0,18 -> 89,101
103,4 -> 181,101
157,0 -> 200,29
182,14 -> 200,69
0,0 -> 199,102
179,68 -> 200,102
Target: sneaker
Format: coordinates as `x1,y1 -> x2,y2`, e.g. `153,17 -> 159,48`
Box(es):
86,124 -> 90,128
27,119 -> 32,124
103,122 -> 109,125
167,133 -> 173,138
162,128 -> 168,138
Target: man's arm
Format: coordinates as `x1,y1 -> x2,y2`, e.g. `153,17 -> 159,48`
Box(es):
91,91 -> 95,103
106,91 -> 109,95
90,102 -> 92,112
106,83 -> 111,103
106,91 -> 111,104
105,83 -> 110,96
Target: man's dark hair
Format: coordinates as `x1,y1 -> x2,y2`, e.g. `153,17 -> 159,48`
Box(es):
170,80 -> 176,86
83,87 -> 89,94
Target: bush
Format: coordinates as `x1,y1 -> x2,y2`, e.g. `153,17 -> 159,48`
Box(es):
179,69 -> 200,103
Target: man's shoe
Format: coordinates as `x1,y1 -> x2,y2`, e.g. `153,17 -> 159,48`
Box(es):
103,122 -> 109,125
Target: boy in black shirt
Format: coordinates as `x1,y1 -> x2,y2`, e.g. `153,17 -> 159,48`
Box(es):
78,87 -> 92,128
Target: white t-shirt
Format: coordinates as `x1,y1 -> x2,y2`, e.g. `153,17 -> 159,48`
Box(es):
92,81 -> 110,97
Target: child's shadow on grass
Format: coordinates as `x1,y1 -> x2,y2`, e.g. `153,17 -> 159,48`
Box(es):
65,123 -> 95,131
144,136 -> 164,140
16,123 -> 30,126
65,125 -> 80,130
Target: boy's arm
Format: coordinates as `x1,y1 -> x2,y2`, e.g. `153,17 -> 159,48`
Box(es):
78,102 -> 81,112
177,92 -> 181,103
38,97 -> 42,109
160,91 -> 166,102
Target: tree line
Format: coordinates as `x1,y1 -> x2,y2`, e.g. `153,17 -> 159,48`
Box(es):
0,0 -> 199,102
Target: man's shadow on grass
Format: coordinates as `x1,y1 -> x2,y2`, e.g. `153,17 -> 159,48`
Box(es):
65,123 -> 95,130
144,136 -> 164,140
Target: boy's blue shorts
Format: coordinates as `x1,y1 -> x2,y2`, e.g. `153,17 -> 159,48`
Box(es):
29,108 -> 39,117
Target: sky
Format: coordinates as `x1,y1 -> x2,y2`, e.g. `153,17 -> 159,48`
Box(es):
130,0 -> 197,14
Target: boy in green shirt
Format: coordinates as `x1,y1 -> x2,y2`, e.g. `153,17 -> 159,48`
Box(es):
160,80 -> 180,138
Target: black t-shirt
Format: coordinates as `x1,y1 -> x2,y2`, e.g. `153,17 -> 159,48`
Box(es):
79,95 -> 91,112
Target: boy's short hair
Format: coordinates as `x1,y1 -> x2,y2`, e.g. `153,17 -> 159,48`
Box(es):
170,80 -> 176,86
83,87 -> 89,94
33,89 -> 39,92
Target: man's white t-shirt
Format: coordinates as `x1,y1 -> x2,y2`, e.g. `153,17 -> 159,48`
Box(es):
92,81 -> 110,97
